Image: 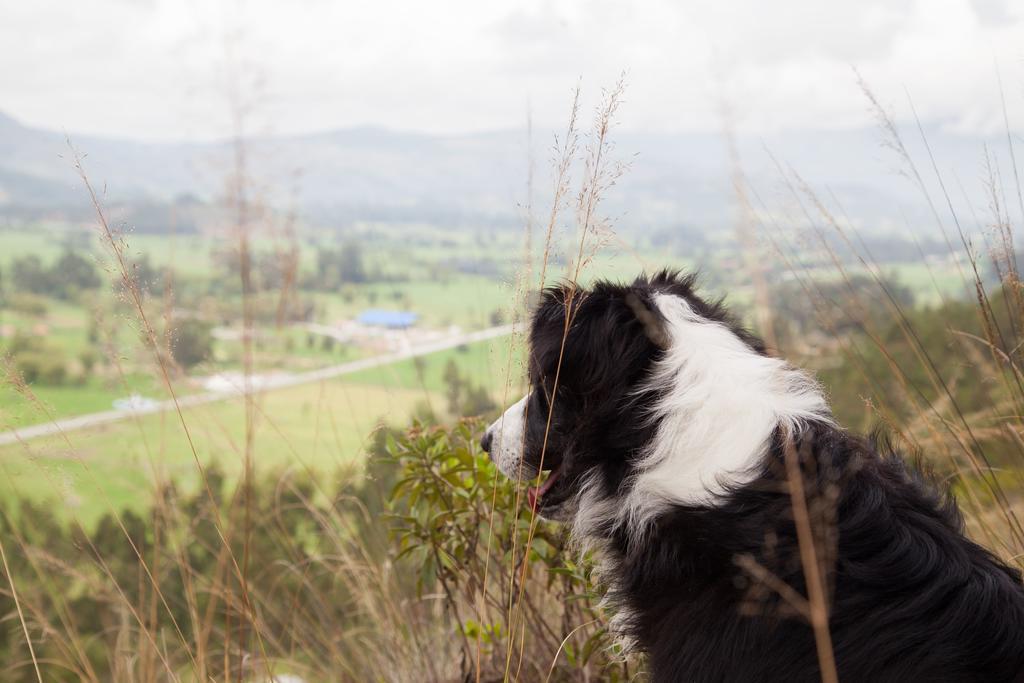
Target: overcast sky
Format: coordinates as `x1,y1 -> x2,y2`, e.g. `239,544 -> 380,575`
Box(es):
3,0 -> 1024,142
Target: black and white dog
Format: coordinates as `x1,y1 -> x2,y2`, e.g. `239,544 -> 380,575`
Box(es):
481,271 -> 1024,682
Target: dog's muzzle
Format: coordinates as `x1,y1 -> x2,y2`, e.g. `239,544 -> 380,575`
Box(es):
481,394 -> 537,480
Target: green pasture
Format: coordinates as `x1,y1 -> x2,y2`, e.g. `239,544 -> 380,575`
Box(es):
312,275 -> 516,330
0,218 -> 976,532
0,372 -> 164,429
0,380 -> 429,528
345,332 -> 526,396
0,330 -> 517,524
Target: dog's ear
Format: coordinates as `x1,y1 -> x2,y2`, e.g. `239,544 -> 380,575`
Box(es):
624,290 -> 670,349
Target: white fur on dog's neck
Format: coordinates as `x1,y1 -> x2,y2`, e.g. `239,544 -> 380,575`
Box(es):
574,292 -> 832,544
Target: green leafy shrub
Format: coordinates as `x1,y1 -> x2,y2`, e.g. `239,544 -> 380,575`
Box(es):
78,348 -> 98,375
5,292 -> 49,317
385,419 -> 636,681
14,350 -> 68,385
169,317 -> 213,370
10,250 -> 101,301
5,333 -> 69,385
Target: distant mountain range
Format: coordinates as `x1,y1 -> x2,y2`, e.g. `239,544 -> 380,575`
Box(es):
0,108 -> 1014,235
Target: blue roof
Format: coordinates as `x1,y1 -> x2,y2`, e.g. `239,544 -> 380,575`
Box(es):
357,309 -> 418,328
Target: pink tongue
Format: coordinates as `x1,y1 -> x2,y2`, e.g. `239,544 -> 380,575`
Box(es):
527,467 -> 561,510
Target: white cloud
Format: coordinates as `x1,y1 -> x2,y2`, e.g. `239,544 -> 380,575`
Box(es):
1,0 -> 1023,141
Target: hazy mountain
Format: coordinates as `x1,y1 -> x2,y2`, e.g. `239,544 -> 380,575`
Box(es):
0,108 -> 1013,235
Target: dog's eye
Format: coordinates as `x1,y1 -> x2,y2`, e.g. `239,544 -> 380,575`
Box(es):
532,390 -> 546,411
529,385 -> 548,412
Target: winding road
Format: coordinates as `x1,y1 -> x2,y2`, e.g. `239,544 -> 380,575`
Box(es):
0,324 -> 515,447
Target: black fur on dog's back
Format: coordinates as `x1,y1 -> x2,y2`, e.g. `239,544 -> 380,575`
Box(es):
606,421 -> 1024,681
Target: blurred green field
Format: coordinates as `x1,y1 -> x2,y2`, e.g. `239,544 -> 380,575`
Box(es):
0,327 -> 520,525
0,380 -> 430,528
345,332 -> 526,394
311,275 -> 515,330
0,373 -> 163,427
0,220 -> 973,533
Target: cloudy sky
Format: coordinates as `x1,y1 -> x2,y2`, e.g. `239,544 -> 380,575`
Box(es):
3,0 -> 1023,142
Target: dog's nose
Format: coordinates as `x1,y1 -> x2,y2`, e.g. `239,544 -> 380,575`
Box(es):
481,430 -> 493,453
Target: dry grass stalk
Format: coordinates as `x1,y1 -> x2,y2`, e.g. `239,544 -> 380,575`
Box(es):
501,76 -> 630,683
783,438 -> 838,683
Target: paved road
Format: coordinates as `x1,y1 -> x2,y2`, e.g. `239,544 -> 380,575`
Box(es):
0,325 -> 515,447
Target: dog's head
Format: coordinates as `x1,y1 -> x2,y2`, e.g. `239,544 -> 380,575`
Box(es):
482,270 -> 830,535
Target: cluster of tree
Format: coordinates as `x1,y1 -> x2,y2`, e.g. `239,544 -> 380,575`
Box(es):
770,274 -> 916,345
113,194 -> 202,234
167,317 -> 214,370
211,245 -> 300,293
444,257 -> 504,278
819,233 -> 950,265
7,249 -> 102,300
312,333 -> 349,355
647,222 -> 709,253
206,247 -> 320,324
4,332 -> 97,387
776,278 -> 1024,463
313,240 -> 368,287
121,253 -> 165,296
3,292 -> 49,317
442,357 -> 497,417
305,241 -> 408,290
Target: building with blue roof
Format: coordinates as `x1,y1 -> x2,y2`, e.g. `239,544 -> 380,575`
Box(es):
357,309 -> 419,329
